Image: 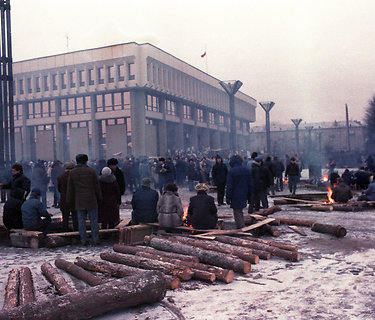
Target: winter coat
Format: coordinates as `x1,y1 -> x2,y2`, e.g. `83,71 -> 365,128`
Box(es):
355,170 -> 370,189
57,170 -> 74,212
187,162 -> 196,181
226,156 -> 253,209
331,182 -> 353,203
21,195 -> 50,229
157,163 -> 172,185
342,170 -> 353,186
51,164 -> 64,186
251,162 -> 270,193
131,186 -> 159,223
212,161 -> 228,185
285,163 -> 300,177
187,191 -> 217,230
66,164 -> 102,211
113,166 -> 126,195
272,159 -> 285,176
31,165 -> 49,192
2,172 -> 30,201
157,190 -> 184,228
3,197 -> 23,229
98,174 -> 121,224
364,181 -> 375,201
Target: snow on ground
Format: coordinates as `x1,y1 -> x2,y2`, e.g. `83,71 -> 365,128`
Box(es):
1,185 -> 375,320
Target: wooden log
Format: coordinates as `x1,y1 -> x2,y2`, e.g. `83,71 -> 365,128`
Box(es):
270,218 -> 316,228
2,269 -> 19,309
272,199 -> 293,205
262,224 -> 281,237
113,243 -> 200,263
0,271 -> 166,320
165,235 -> 259,264
74,257 -> 180,290
248,205 -> 282,217
55,258 -> 103,286
144,236 -> 251,274
136,251 -> 233,283
115,218 -> 131,229
44,236 -> 72,248
215,236 -> 301,262
100,251 -> 193,281
311,223 -> 347,237
236,236 -> 298,252
48,228 -> 119,237
190,268 -> 215,283
19,267 -> 35,306
288,225 -> 307,236
41,262 -> 75,295
9,230 -> 43,249
310,205 -> 334,211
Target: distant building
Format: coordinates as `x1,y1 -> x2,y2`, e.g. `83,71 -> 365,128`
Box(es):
12,42 -> 256,161
250,120 -> 365,156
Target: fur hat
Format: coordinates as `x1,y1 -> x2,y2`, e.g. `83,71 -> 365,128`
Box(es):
65,161 -> 75,170
195,183 -> 210,192
101,167 -> 112,176
107,158 -> 118,166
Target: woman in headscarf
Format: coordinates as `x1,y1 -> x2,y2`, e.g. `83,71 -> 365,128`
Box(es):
157,183 -> 183,230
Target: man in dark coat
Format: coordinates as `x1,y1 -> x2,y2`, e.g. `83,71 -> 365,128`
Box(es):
51,160 -> 64,208
0,163 -> 31,229
354,167 -> 371,190
272,156 -> 285,192
211,155 -> 228,206
187,183 -> 217,229
249,157 -> 269,213
226,155 -> 253,229
175,156 -> 187,186
285,157 -> 300,195
57,161 -> 78,231
156,158 -> 172,194
107,158 -> 126,195
331,178 -> 353,203
187,158 -> 196,191
67,154 -> 102,245
131,178 -> 159,224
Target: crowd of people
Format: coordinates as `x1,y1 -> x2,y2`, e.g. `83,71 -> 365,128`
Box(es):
0,152 -> 374,244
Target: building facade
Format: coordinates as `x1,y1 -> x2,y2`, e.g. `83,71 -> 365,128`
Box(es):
12,42 -> 256,161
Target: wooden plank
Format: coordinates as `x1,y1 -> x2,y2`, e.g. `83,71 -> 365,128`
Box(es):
115,218 -> 131,229
288,225 -> 307,236
280,197 -> 326,205
48,229 -> 119,237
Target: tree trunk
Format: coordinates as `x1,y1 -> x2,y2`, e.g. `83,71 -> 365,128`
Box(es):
246,206 -> 282,218
262,224 -> 281,237
310,205 -> 334,211
74,257 -> 180,290
136,251 -> 234,283
41,262 -> 75,295
19,267 -> 35,305
144,236 -> 251,274
100,251 -> 193,281
55,259 -> 103,287
2,269 -> 19,309
165,235 -> 259,264
270,218 -> 316,228
0,272 -> 166,320
215,236 -> 301,262
113,244 -> 199,263
237,236 -> 298,252
311,223 -> 347,237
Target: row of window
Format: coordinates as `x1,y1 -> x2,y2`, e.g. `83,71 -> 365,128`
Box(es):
15,63 -> 135,95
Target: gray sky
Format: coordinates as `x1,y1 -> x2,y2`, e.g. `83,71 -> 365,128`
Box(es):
11,0 -> 375,125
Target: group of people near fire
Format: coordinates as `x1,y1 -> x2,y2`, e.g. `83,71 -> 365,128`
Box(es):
0,152 -> 374,244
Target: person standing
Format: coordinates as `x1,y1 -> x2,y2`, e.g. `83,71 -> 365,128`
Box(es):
57,161 -> 78,231
157,183 -> 184,230
0,163 -> 31,229
98,167 -> 121,229
156,158 -> 172,194
249,157 -> 269,213
285,157 -> 300,195
31,161 -> 49,208
21,188 -> 51,236
211,155 -> 228,206
66,154 -> 102,245
226,155 -> 253,229
187,158 -> 196,192
51,160 -> 64,208
131,178 -> 159,224
107,158 -> 126,196
272,156 -> 285,192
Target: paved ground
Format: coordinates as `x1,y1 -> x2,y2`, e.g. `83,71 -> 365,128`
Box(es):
1,184 -> 375,320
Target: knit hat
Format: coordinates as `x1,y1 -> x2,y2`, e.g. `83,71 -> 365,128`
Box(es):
195,183 -> 210,192
31,188 -> 41,195
101,167 -> 112,176
65,161 -> 75,170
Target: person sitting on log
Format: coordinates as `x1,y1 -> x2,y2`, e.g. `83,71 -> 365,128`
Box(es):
357,175 -> 375,201
187,183 -> 217,230
331,178 -> 353,203
21,188 -> 51,235
157,183 -> 184,231
130,178 -> 159,225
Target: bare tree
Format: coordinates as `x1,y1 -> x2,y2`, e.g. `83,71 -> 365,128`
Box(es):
365,95 -> 375,151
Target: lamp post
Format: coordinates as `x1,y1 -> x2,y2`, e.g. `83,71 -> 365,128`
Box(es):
305,126 -> 314,154
219,80 -> 243,153
291,118 -> 302,154
259,101 -> 275,154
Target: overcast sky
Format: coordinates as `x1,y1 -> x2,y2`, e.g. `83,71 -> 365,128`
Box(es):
11,0 -> 375,125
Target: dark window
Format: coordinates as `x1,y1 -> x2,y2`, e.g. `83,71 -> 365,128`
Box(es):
107,66 -> 114,83
43,75 -> 49,91
98,67 -> 104,84
60,73 -> 67,89
26,78 -> 32,93
78,70 -> 85,86
128,62 -> 135,80
19,79 -> 24,94
52,74 -> 58,90
117,64 -> 125,81
69,71 -> 76,88
88,68 -> 94,85
35,77 -> 41,92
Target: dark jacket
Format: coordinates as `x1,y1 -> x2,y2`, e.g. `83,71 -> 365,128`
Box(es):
66,164 -> 102,211
212,161 -> 228,185
157,190 -> 184,228
285,162 -> 300,177
51,163 -> 64,186
98,174 -> 121,224
113,166 -> 126,195
187,191 -> 217,230
272,159 -> 285,176
3,197 -> 23,229
57,170 -> 74,212
3,172 -> 30,201
187,162 -> 196,181
251,162 -> 270,193
226,156 -> 253,209
363,181 -> 375,201
331,182 -> 353,203
131,186 -> 159,223
21,195 -> 50,229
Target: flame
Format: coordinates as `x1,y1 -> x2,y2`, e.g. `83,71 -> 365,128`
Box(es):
321,175 -> 329,182
283,177 -> 288,184
326,186 -> 334,204
182,205 -> 194,230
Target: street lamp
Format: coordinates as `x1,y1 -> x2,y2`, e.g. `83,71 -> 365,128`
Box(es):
259,101 -> 275,154
291,118 -> 302,154
219,80 -> 243,153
